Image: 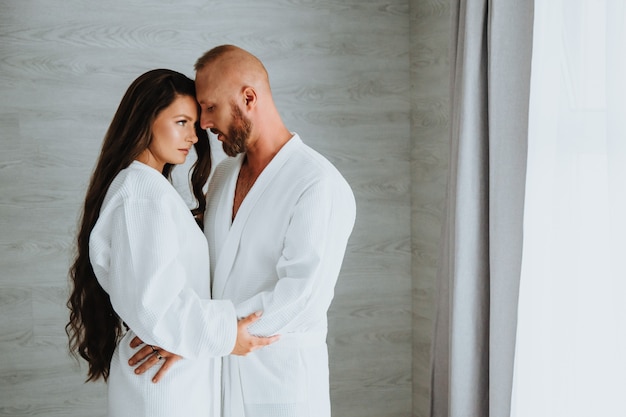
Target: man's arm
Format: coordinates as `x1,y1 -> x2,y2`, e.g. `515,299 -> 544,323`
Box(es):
128,311 -> 279,383
236,177 -> 356,336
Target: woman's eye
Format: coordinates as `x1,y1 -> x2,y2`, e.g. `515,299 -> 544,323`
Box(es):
177,120 -> 187,126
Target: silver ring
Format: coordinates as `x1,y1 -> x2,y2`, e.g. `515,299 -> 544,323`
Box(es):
150,345 -> 162,359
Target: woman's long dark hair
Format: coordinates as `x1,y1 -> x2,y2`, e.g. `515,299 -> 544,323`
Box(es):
66,69 -> 211,382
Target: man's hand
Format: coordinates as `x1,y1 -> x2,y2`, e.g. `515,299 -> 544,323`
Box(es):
231,311 -> 280,356
127,312 -> 279,383
128,337 -> 182,383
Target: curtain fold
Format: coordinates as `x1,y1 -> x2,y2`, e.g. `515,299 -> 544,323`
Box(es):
430,1 -> 534,416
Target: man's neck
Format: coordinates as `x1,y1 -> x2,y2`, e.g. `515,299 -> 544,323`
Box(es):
244,129 -> 292,175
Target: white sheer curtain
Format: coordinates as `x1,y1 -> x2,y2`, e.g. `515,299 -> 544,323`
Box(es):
512,1 -> 626,416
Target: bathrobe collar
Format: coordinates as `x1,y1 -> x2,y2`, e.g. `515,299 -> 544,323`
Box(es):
212,134 -> 301,298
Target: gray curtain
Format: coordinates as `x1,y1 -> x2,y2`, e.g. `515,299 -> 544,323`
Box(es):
430,1 -> 534,416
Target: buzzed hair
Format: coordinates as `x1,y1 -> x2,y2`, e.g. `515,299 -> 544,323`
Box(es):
194,44 -> 237,72
194,44 -> 270,87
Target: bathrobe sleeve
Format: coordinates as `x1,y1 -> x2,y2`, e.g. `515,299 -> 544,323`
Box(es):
235,176 -> 356,336
90,193 -> 237,359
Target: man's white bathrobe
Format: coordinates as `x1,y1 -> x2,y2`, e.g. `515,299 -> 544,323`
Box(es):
89,161 -> 237,417
204,135 -> 356,417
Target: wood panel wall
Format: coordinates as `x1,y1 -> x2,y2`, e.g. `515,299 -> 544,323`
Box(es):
410,1 -> 450,416
0,0 -> 450,416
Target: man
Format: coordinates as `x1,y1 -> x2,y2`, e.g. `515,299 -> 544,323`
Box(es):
135,45 -> 356,417
195,45 -> 356,417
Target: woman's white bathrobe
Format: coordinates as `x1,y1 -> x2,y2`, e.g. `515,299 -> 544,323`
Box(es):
204,135 -> 356,417
89,161 -> 237,417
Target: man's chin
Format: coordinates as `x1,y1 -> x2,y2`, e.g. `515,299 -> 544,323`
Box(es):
222,145 -> 241,158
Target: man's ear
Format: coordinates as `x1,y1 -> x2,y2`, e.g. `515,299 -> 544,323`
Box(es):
243,87 -> 256,108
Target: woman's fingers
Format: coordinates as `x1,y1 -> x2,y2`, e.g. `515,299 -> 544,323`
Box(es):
128,343 -> 154,366
151,354 -> 182,383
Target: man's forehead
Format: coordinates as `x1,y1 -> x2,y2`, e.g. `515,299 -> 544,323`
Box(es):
196,71 -> 238,102
194,73 -> 215,101
194,71 -> 209,88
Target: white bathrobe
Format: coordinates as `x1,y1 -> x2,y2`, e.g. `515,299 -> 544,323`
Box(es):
89,161 -> 237,417
204,134 -> 356,417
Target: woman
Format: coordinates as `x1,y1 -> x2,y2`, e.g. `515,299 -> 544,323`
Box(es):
66,69 -> 271,417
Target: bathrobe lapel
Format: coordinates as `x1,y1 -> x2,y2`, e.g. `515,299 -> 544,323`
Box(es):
212,136 -> 300,299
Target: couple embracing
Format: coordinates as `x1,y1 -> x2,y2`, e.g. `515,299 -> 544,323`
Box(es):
66,45 -> 356,417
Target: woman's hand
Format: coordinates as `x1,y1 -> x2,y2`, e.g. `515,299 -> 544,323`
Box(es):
128,337 -> 182,383
127,312 -> 279,383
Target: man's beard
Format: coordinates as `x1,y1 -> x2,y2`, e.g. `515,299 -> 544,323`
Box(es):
221,103 -> 252,157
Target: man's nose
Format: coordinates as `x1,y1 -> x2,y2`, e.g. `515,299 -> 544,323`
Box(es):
200,113 -> 212,130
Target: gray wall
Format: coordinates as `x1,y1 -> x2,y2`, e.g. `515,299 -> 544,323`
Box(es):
0,1 -> 450,416
410,1 -> 450,416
